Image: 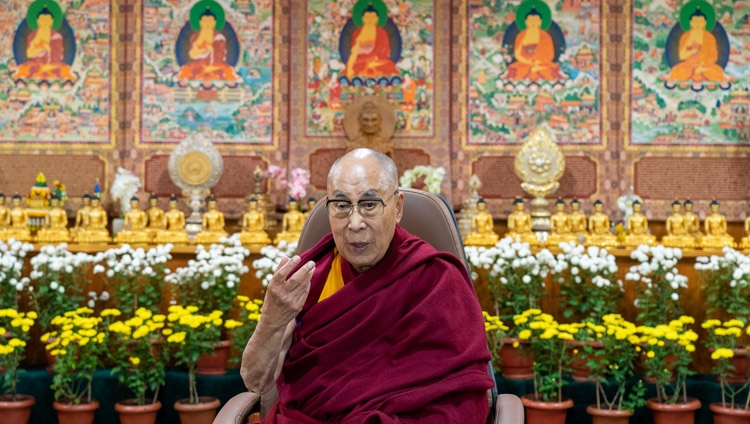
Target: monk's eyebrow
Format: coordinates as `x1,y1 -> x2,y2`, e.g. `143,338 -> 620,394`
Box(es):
330,188 -> 379,199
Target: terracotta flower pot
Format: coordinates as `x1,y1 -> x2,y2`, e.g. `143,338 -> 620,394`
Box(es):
53,399 -> 100,424
115,399 -> 162,424
567,340 -> 604,382
498,337 -> 534,380
0,394 -> 36,424
174,396 -> 221,424
709,347 -> 750,384
710,402 -> 750,424
521,394 -> 574,424
646,397 -> 701,424
586,405 -> 634,424
196,340 -> 231,376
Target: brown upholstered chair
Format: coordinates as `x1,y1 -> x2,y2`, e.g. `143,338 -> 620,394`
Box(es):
213,188 -> 523,424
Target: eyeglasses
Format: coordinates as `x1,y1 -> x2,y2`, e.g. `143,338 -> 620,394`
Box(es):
325,190 -> 399,219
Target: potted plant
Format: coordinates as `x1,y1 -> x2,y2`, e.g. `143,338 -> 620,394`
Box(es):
93,244 -> 173,317
639,316 -> 701,424
515,309 -> 576,424
41,307 -> 117,424
483,311 -> 513,374
165,305 -> 227,423
625,244 -> 688,326
228,295 -> 263,366
702,318 -> 750,422
584,314 -> 646,424
0,309 -> 37,424
696,248 -> 750,322
108,307 -> 168,424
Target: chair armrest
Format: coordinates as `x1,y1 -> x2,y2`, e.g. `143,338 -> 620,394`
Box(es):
213,392 -> 261,424
495,394 -> 524,424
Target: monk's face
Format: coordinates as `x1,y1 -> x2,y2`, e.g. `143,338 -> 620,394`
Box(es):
525,14 -> 542,30
359,109 -> 381,135
690,15 -> 706,31
37,13 -> 53,30
362,11 -> 378,26
327,155 -> 403,272
200,15 -> 216,31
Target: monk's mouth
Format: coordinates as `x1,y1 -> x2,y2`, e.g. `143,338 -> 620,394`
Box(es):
349,242 -> 369,251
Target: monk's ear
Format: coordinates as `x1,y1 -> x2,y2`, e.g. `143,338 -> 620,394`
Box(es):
394,191 -> 404,224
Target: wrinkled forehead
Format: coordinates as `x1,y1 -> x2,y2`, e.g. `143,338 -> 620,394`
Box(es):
328,159 -> 393,197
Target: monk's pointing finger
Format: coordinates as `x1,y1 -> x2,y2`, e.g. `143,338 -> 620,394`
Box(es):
286,261 -> 315,290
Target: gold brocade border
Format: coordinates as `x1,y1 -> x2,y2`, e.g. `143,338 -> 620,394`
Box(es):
132,0 -> 284,151
458,0 -> 608,152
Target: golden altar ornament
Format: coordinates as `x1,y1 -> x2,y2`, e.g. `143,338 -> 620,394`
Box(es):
5,194 -> 33,242
464,198 -> 499,247
303,197 -> 317,221
114,196 -> 150,245
154,195 -> 190,245
76,196 -> 110,245
514,127 -> 565,233
26,172 -> 51,230
623,200 -> 656,247
741,210 -> 750,250
252,165 -> 275,230
178,151 -> 213,186
71,193 -> 92,242
545,198 -> 577,247
36,195 -> 70,244
239,197 -> 271,252
274,198 -> 305,245
195,196 -> 227,244
568,198 -> 589,243
701,200 -> 737,249
504,197 -> 540,246
0,193 -> 9,239
587,200 -> 618,248
661,200 -> 695,249
145,194 -> 166,242
683,199 -> 703,244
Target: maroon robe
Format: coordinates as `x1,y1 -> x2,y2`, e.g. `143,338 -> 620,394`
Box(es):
262,226 -> 494,423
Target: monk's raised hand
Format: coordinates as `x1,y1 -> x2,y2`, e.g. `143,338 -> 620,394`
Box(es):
264,255 -> 315,328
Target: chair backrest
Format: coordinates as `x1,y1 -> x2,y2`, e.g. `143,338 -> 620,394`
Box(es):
297,187 -> 469,272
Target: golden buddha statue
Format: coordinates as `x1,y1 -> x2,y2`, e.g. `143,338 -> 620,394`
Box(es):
568,199 -> 589,243
114,196 -> 150,245
464,199 -> 500,246
546,199 -> 577,247
303,197 -> 317,221
195,196 -> 227,244
683,199 -> 703,244
239,197 -> 271,252
36,195 -> 70,244
504,197 -> 539,246
70,193 -> 92,241
623,200 -> 656,247
741,209 -> 750,250
274,198 -> 305,245
4,194 -> 33,242
661,200 -> 695,248
154,195 -> 190,245
701,200 -> 737,249
0,193 -> 9,239
77,196 -> 111,244
586,200 -> 618,248
145,194 -> 166,242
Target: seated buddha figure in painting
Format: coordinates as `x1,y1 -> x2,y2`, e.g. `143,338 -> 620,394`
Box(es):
666,1 -> 728,83
464,199 -> 500,247
683,199 -> 704,244
145,194 -> 166,242
586,200 -> 618,248
114,196 -> 150,245
77,196 -> 110,244
344,0 -> 400,81
239,197 -> 271,251
5,194 -> 33,242
741,208 -> 750,250
546,198 -> 577,248
13,0 -> 76,81
701,200 -> 737,249
274,198 -> 305,245
195,196 -> 227,245
154,196 -> 190,245
505,197 -> 539,246
623,200 -> 656,247
36,195 -> 70,244
505,0 -> 563,81
176,0 -> 239,82
661,200 -> 695,248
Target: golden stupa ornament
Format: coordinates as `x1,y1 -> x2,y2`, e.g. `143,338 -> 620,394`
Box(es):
514,127 -> 566,233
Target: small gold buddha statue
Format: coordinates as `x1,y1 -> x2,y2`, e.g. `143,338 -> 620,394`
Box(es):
701,200 -> 737,249
145,194 -> 166,242
546,198 -> 577,247
274,198 -> 305,244
154,195 -> 190,245
568,198 -> 589,243
114,196 -> 150,245
195,196 -> 227,244
683,199 -> 703,244
464,198 -> 500,246
303,197 -> 317,221
70,193 -> 92,241
586,200 -> 618,248
77,196 -> 111,244
36,195 -> 70,244
661,200 -> 695,248
4,194 -> 33,242
239,197 -> 271,252
504,197 -> 539,246
623,200 -> 656,247
740,208 -> 750,250
0,193 -> 10,239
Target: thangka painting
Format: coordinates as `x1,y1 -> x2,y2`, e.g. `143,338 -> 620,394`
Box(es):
631,0 -> 750,145
305,0 -> 435,137
467,0 -> 603,145
0,0 -> 112,144
139,0 -> 274,144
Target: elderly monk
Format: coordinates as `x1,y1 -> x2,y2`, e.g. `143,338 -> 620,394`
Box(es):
241,148 -> 493,423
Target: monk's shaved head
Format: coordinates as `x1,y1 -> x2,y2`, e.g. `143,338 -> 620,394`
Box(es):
328,148 -> 398,192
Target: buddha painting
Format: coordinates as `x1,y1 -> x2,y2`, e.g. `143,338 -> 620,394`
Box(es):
175,0 -> 240,82
623,200 -> 656,247
664,1 -> 730,85
13,0 -> 76,82
341,0 -> 401,82
37,195 -> 70,244
464,199 -> 499,247
701,200 -> 736,249
505,197 -> 539,246
504,0 -> 564,81
661,200 -> 695,248
586,200 -> 618,248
